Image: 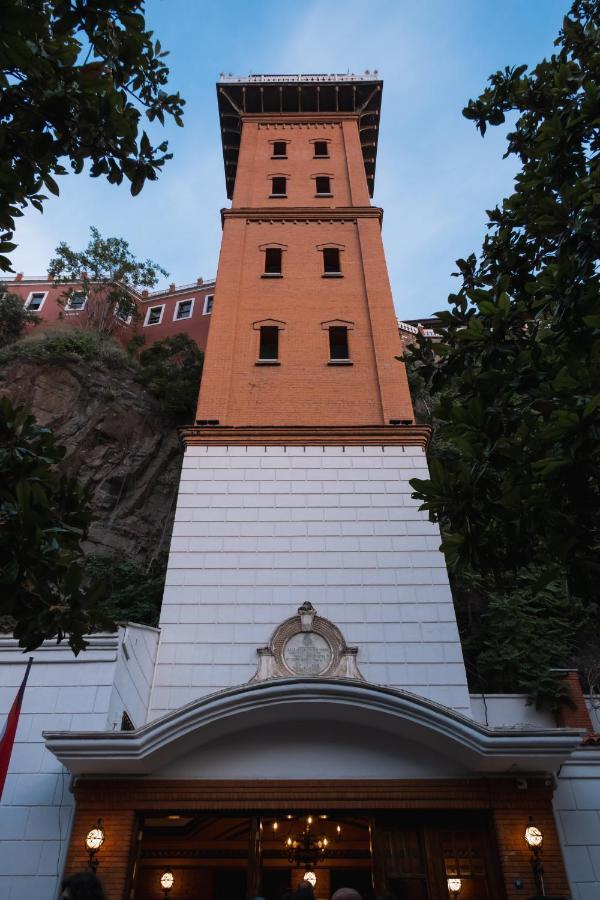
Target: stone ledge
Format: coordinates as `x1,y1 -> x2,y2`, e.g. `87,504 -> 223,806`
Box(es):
180,424 -> 431,449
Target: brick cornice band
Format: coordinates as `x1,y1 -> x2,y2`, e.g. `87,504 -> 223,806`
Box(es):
180,424 -> 432,449
221,206 -> 383,225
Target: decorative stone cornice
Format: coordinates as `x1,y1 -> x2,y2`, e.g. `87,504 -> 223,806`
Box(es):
180,425 -> 432,449
44,677 -> 585,777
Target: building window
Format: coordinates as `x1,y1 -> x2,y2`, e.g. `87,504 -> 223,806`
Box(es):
314,141 -> 329,158
329,326 -> 350,361
64,291 -> 87,311
259,325 -> 279,361
270,176 -> 287,197
322,247 -> 342,276
24,291 -> 47,312
315,176 -> 332,196
263,247 -> 283,277
144,305 -> 164,326
116,304 -> 132,324
272,141 -> 287,158
203,294 -> 214,315
174,298 -> 194,320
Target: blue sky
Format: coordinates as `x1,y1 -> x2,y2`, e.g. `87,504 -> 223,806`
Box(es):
10,0 -> 569,319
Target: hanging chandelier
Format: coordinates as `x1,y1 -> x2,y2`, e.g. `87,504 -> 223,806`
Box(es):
280,815 -> 341,869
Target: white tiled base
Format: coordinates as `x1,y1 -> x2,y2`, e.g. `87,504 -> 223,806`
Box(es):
151,444 -> 471,718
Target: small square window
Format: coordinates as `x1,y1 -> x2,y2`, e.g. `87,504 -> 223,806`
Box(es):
272,141 -> 287,158
264,248 -> 283,276
259,326 -> 279,360
322,247 -> 341,275
145,305 -> 164,326
203,294 -> 214,315
26,292 -> 46,312
314,141 -> 329,158
315,176 -> 331,196
175,299 -> 194,320
329,326 -> 349,360
271,177 -> 287,197
65,292 -> 86,311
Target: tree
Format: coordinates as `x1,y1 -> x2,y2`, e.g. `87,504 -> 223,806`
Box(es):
0,397 -> 105,652
0,0 -> 184,271
0,285 -> 39,347
406,0 -> 600,705
48,226 -> 168,334
136,333 -> 204,422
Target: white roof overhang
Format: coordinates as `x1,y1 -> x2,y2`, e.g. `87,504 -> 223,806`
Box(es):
43,678 -> 583,777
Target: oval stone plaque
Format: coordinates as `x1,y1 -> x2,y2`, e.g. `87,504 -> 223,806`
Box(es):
283,631 -> 333,676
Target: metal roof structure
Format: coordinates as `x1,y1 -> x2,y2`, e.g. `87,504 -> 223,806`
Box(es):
217,73 -> 383,199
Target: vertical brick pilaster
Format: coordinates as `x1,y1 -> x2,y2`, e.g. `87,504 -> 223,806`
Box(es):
490,781 -> 570,900
64,800 -> 137,900
554,669 -> 594,731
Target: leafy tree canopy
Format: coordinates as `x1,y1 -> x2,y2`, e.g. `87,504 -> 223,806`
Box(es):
0,285 -> 40,347
48,226 -> 168,334
0,0 -> 184,271
405,0 -> 600,705
136,332 -> 204,422
0,397 -> 104,652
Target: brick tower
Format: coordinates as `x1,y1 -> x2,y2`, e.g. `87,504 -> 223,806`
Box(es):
150,75 -> 472,716
42,75 -> 582,900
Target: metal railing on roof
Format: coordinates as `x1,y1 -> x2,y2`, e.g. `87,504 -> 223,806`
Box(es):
218,72 -> 379,84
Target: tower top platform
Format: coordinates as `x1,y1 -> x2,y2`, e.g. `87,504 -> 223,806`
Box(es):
217,72 -> 383,198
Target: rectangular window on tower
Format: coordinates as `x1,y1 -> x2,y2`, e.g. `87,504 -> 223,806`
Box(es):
328,326 -> 351,363
272,141 -> 287,159
258,326 -> 279,363
315,176 -> 332,196
322,247 -> 342,277
314,141 -> 329,158
270,177 -> 287,197
263,248 -> 283,277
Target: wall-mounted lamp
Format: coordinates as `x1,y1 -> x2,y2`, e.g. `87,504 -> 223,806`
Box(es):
303,871 -> 317,888
524,817 -> 545,896
85,818 -> 105,872
447,877 -> 462,896
160,870 -> 174,897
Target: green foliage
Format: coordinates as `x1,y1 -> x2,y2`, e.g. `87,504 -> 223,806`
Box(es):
137,333 -> 204,422
0,286 -> 39,347
84,552 -> 168,629
0,327 -> 131,368
0,1 -> 185,270
48,226 -> 168,334
406,0 -> 600,706
0,397 -> 105,652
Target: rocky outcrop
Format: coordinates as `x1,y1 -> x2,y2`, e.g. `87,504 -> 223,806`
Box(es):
0,356 -> 183,561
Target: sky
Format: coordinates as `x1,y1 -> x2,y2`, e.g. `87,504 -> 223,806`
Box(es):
10,0 -> 569,320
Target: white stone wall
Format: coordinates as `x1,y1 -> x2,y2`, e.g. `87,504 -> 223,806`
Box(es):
151,444 -> 471,718
470,694 -> 556,728
105,624 -> 160,729
554,748 -> 600,900
0,626 -> 158,900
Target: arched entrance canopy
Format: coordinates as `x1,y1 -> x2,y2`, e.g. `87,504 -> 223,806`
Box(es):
44,677 -> 582,776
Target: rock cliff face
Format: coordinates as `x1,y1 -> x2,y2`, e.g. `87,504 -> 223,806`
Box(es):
0,356 -> 183,561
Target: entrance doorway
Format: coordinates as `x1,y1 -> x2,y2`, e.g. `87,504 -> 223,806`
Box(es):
130,811 -> 504,900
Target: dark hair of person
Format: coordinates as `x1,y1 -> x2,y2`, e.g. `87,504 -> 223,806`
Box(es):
292,886 -> 315,900
61,871 -> 106,900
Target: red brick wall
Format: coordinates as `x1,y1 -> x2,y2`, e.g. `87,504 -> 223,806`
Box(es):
197,114 -> 414,427
66,777 -> 570,900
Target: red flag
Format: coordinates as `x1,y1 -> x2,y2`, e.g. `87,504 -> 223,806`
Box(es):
0,657 -> 33,800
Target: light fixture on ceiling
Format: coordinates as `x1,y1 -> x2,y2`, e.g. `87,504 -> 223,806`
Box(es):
282,815 -> 340,870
